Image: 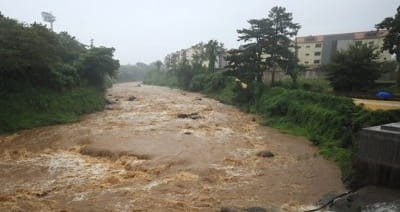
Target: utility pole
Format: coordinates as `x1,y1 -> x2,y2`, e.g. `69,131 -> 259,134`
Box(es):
90,39 -> 94,48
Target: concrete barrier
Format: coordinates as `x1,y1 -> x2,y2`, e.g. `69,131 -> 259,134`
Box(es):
358,122 -> 400,187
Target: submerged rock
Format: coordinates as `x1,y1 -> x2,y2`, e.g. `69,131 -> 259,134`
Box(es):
244,207 -> 269,212
257,150 -> 274,158
105,98 -> 114,105
128,96 -> 136,101
177,113 -> 202,120
220,208 -> 238,212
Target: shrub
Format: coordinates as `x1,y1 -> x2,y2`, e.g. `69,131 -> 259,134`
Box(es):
256,87 -> 400,183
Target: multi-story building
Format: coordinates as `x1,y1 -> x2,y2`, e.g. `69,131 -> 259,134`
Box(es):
164,43 -> 228,70
296,30 -> 394,67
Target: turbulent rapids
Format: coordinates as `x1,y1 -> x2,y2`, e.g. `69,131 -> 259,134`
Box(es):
0,83 -> 345,211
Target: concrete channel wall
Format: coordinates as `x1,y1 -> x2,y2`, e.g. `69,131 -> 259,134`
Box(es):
358,122 -> 400,187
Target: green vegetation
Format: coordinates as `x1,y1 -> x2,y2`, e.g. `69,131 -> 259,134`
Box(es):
145,68 -> 400,184
144,6 -> 400,186
376,6 -> 400,85
324,43 -> 382,92
256,88 -> 400,181
233,6 -> 300,85
0,13 -> 119,132
116,62 -> 159,83
143,69 -> 179,87
205,40 -> 224,72
0,87 -> 104,133
276,78 -> 333,93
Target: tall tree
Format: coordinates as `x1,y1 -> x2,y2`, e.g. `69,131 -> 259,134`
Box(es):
376,6 -> 400,85
205,40 -> 223,72
263,6 -> 300,85
155,60 -> 162,71
236,6 -> 300,85
75,47 -> 120,88
325,43 -> 381,92
164,52 -> 179,70
225,46 -> 258,84
191,42 -> 207,70
237,19 -> 269,82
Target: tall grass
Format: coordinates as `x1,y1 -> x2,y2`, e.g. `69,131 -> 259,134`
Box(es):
0,87 -> 105,133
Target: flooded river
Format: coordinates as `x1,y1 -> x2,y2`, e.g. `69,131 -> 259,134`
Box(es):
0,83 -> 345,211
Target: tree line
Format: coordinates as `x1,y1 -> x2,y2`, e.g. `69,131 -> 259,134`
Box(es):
143,6 -> 400,186
155,6 -> 400,93
325,5 -> 400,92
0,12 -> 120,95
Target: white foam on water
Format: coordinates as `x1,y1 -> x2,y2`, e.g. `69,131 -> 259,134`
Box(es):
362,201 -> 400,212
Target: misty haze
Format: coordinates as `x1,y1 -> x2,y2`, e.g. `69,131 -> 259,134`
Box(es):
1,1 -> 400,211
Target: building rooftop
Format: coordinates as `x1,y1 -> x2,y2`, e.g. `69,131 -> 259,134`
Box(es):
296,30 -> 388,43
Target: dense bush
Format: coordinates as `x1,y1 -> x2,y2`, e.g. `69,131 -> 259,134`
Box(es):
189,71 -> 230,93
256,87 -> 400,183
325,43 -> 382,92
0,13 -> 119,132
276,79 -> 333,93
0,14 -> 119,92
75,47 -> 119,88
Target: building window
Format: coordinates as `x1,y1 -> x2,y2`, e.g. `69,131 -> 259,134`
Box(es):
305,61 -> 309,64
313,60 -> 320,64
315,43 -> 322,48
355,40 -> 362,45
306,45 -> 310,48
305,53 -> 310,56
314,52 -> 321,56
384,57 -> 387,61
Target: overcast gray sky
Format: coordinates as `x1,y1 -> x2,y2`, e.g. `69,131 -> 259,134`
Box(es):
1,0 -> 399,64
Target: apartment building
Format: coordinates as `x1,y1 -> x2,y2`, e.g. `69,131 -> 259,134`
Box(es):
164,44 -> 228,69
296,30 -> 393,67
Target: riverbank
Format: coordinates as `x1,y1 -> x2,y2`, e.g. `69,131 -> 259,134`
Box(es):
143,70 -> 400,186
0,87 -> 105,133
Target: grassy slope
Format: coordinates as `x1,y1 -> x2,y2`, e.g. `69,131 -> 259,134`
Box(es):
0,87 -> 105,133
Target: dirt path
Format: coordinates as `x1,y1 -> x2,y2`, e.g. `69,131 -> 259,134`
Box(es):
0,83 -> 345,211
353,98 -> 400,110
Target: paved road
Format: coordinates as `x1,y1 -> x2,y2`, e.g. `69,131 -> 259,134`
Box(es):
353,98 -> 400,110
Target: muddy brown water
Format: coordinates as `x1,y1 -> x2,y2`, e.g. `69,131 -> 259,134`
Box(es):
0,83 -> 345,211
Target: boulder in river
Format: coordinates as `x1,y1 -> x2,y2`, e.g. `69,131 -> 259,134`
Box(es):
177,113 -> 202,120
220,208 -> 237,212
257,150 -> 274,158
244,207 -> 269,212
105,98 -> 114,105
128,96 -> 137,101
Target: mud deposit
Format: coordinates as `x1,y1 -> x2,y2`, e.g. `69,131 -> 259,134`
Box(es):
0,83 -> 345,211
